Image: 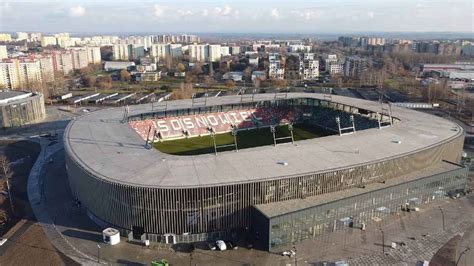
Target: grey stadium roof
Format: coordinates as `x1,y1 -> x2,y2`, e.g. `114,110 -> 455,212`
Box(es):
64,93 -> 463,188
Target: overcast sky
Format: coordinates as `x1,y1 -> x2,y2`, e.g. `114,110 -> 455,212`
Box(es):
0,0 -> 473,34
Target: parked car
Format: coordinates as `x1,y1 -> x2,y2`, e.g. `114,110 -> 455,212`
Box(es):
225,240 -> 238,250
282,250 -> 296,257
215,240 -> 227,251
207,242 -> 216,251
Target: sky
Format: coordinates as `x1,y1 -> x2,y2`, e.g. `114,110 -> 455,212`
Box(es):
0,0 -> 473,34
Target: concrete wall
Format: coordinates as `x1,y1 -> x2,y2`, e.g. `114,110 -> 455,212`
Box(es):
0,93 -> 46,128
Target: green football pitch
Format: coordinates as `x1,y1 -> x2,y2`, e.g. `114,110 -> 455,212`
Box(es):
154,124 -> 333,155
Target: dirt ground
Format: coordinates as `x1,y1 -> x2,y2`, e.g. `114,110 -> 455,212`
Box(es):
0,140 -> 77,266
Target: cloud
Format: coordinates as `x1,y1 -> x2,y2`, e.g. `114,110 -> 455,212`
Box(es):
291,10 -> 322,20
177,9 -> 194,17
69,6 -> 86,17
212,5 -> 239,18
367,11 -> 374,19
201,9 -> 209,17
270,8 -> 280,20
153,4 -> 166,17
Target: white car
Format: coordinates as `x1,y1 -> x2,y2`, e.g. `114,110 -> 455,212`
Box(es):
282,250 -> 296,257
0,238 -> 7,246
215,240 -> 227,251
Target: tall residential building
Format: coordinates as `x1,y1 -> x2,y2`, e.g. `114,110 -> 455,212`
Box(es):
41,36 -> 57,47
37,56 -> 55,82
113,44 -> 131,61
71,48 -> 90,69
343,56 -> 368,77
230,46 -> 240,55
367,37 -> 385,46
189,44 -> 209,62
0,45 -> 7,60
0,59 -> 43,89
0,34 -> 12,42
131,45 -> 145,60
208,45 -> 222,62
169,44 -> 183,58
86,46 -> 101,64
49,51 -> 74,74
16,32 -> 29,41
29,33 -> 42,42
268,53 -> 285,80
325,54 -> 343,76
150,43 -> 169,59
300,53 -> 319,80
220,46 -> 230,57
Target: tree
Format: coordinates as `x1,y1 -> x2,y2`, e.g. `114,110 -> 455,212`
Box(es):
243,67 -> 252,82
170,83 -> 194,100
176,63 -> 185,73
271,79 -> 286,88
0,155 -> 14,218
119,70 -> 131,82
224,79 -> 235,89
83,75 -> 97,87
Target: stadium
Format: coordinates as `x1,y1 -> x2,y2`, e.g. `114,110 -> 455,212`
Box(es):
64,92 -> 468,252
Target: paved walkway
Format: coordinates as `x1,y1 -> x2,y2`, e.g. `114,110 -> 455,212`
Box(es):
26,136 -> 101,265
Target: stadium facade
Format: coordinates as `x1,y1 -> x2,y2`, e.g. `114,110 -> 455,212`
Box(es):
0,91 -> 46,128
64,93 -> 467,251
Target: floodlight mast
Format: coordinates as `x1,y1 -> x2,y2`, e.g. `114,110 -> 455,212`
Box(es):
270,125 -> 277,146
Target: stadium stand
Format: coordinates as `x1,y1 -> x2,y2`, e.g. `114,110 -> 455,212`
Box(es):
129,105 -> 380,141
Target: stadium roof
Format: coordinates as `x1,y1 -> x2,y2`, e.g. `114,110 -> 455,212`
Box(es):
64,93 -> 463,188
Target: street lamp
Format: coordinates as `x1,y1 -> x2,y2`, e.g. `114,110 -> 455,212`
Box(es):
456,247 -> 470,266
97,243 -> 101,263
380,228 -> 385,254
439,207 -> 445,231
293,244 -> 297,266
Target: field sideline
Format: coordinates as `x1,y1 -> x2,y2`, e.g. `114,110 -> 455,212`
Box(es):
154,124 -> 333,155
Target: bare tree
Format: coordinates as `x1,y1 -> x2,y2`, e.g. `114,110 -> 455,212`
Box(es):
0,155 -> 14,216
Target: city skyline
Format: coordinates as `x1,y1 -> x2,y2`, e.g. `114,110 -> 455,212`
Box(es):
0,0 -> 473,34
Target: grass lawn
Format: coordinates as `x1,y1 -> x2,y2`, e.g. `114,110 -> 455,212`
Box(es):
154,124 -> 332,155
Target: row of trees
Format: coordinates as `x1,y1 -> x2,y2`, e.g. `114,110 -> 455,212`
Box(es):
0,155 -> 13,225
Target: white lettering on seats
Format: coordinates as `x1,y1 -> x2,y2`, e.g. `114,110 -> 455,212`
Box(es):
182,117 -> 194,129
207,115 -> 219,126
156,120 -> 169,132
170,119 -> 182,131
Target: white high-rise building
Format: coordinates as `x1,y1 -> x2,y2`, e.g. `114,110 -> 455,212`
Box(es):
268,53 -> 284,80
132,45 -> 145,60
0,45 -> 7,59
71,48 -> 90,69
220,46 -> 230,57
150,44 -> 169,59
86,46 -> 101,64
300,53 -> 319,80
0,34 -> 12,42
16,32 -> 28,41
169,44 -> 183,58
113,44 -> 131,61
37,56 -> 55,82
230,46 -> 240,55
0,59 -> 43,89
41,36 -> 57,47
189,44 -> 209,62
325,54 -> 343,76
208,44 -> 222,62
